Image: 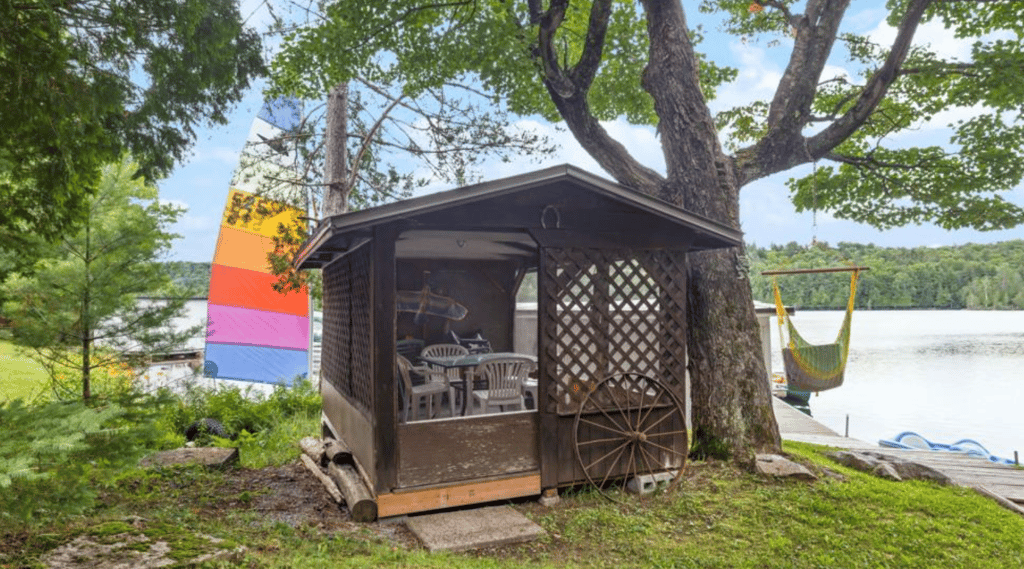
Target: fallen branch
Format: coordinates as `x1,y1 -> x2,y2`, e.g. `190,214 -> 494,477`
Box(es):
299,453 -> 344,504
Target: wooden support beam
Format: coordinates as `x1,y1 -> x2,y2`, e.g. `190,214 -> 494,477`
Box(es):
761,266 -> 870,276
372,223 -> 398,494
376,473 -> 541,518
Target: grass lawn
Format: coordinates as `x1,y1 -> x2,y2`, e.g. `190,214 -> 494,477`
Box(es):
0,339 -> 47,402
3,439 -> 1023,568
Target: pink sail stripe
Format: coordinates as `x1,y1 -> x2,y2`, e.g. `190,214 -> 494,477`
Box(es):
206,303 -> 309,351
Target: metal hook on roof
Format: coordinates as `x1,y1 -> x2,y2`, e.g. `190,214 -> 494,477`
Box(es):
541,205 -> 561,229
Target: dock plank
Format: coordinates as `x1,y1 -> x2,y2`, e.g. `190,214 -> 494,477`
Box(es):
774,397 -> 1024,512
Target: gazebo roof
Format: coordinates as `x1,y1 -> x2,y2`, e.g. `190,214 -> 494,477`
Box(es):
295,164 -> 743,269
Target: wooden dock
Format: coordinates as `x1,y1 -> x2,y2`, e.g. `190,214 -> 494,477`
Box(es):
773,397 -> 1024,511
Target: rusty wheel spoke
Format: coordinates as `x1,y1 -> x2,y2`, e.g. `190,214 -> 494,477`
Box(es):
599,443 -> 630,489
579,417 -> 629,437
637,387 -> 665,431
584,440 -> 630,472
578,435 -> 630,446
644,429 -> 689,438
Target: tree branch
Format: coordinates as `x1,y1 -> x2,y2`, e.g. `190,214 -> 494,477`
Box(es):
734,0 -> 932,187
766,0 -> 850,131
569,0 -> 612,92
535,0 -> 574,99
808,0 -> 931,157
532,0 -> 661,191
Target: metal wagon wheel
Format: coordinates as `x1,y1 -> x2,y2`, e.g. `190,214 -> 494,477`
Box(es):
572,373 -> 687,500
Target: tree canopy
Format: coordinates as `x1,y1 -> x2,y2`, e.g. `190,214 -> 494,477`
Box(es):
1,0 -> 264,241
272,0 -> 1024,231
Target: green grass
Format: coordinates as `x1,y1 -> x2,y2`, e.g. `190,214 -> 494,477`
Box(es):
4,438 -> 1024,568
4,381 -> 1023,568
0,339 -> 48,402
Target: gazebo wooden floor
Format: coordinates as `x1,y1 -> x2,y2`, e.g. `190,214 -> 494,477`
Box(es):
773,397 -> 1024,510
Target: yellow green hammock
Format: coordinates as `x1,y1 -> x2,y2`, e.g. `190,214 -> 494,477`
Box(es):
765,267 -> 868,393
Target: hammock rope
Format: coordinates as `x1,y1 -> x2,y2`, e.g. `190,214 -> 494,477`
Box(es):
771,269 -> 862,392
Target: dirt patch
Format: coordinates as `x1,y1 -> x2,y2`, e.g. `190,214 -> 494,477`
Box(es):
2,461 -> 421,569
222,462 -> 354,530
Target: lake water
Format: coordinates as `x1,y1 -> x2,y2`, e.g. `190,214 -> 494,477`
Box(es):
769,310 -> 1024,459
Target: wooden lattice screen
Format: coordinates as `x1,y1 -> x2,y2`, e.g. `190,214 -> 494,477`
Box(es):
321,245 -> 374,416
540,247 -> 688,415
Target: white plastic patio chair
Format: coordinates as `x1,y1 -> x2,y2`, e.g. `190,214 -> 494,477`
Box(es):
421,343 -> 469,410
397,354 -> 451,421
469,356 -> 535,415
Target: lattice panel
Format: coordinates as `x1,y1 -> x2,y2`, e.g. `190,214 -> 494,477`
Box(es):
348,246 -> 373,412
320,246 -> 373,416
540,247 -> 688,415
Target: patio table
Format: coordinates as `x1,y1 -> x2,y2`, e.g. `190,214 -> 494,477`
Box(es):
419,352 -> 537,415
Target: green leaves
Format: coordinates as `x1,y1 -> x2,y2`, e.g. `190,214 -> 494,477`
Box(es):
1,157 -> 196,400
0,0 -> 264,241
0,395 -> 164,523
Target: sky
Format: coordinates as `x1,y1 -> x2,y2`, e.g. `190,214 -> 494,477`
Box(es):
159,2 -> 1024,263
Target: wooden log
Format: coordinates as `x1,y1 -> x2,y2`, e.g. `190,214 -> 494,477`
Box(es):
299,453 -> 344,504
299,437 -> 326,465
324,438 -> 353,465
324,436 -> 376,497
329,462 -> 378,522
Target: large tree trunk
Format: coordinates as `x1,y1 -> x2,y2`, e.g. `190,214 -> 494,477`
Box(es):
640,0 -> 780,464
686,250 -> 781,464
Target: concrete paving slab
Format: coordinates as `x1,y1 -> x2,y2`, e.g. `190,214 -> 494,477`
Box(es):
405,505 -> 546,552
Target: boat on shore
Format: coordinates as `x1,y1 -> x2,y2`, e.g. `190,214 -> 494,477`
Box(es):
770,372 -> 811,405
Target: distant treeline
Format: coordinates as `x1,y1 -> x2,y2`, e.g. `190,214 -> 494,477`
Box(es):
163,240 -> 1024,310
163,261 -> 211,296
747,240 -> 1024,310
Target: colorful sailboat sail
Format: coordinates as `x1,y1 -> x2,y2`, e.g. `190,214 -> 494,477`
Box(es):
203,99 -> 310,385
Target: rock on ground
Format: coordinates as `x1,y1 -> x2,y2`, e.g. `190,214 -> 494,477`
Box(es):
755,454 -> 818,481
827,451 -> 953,485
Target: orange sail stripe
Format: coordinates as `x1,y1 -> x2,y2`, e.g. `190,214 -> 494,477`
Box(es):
212,225 -> 276,273
208,264 -> 308,316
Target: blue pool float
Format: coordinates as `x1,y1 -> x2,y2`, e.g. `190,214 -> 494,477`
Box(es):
878,431 -> 1015,465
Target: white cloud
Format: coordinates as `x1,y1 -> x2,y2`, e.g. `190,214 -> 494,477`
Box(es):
158,198 -> 190,211
712,42 -> 783,113
868,16 -> 1013,63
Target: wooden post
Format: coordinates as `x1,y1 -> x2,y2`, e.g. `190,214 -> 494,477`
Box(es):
536,245 -> 560,490
329,462 -> 378,522
372,223 -> 398,494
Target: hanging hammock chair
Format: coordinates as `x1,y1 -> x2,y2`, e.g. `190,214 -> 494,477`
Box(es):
764,267 -> 868,392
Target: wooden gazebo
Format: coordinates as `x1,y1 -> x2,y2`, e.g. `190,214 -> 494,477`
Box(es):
294,165 -> 741,517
